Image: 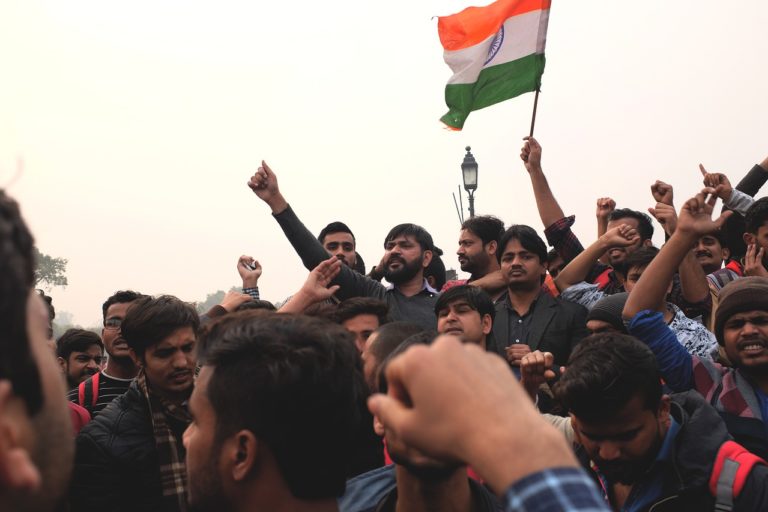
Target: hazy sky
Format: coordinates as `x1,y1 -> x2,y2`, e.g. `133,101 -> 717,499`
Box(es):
2,0 -> 767,326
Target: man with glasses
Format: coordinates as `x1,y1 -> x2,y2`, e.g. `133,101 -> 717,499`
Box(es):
67,290 -> 146,417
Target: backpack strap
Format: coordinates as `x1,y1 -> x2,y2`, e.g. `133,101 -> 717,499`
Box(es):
709,440 -> 767,511
90,371 -> 100,408
77,379 -> 87,407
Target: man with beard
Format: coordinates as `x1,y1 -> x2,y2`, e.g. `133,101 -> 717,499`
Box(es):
70,295 -> 199,511
624,189 -> 768,459
56,328 -> 104,389
341,333 -> 501,512
318,221 -> 367,274
0,191 -> 73,512
442,215 -> 505,300
184,313 -> 362,512
248,162 -> 438,329
67,290 -> 146,417
555,333 -> 768,511
491,225 -> 588,370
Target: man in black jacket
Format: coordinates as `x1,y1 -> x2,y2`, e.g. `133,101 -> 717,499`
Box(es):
70,295 -> 199,512
491,225 -> 588,369
554,333 -> 768,511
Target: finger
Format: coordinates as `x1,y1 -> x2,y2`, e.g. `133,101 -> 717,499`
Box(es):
261,160 -> 273,177
543,369 -> 556,381
699,163 -> 708,176
367,394 -> 411,434
543,352 -> 554,368
705,191 -> 718,208
327,285 -> 341,295
713,210 -> 733,230
648,207 -> 657,218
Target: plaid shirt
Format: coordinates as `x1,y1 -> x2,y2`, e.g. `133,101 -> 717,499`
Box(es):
504,467 -> 609,511
137,370 -> 191,512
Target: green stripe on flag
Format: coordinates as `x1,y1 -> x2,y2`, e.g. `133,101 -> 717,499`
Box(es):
441,53 -> 545,129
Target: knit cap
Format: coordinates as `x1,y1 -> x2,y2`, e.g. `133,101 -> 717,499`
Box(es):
714,277 -> 768,344
586,292 -> 629,333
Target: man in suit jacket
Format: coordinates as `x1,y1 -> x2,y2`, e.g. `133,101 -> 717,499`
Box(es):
491,225 -> 588,370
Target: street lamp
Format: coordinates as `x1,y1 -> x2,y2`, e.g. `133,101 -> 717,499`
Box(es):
461,146 -> 478,218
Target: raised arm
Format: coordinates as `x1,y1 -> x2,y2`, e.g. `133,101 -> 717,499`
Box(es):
521,137 -> 566,229
278,257 -> 341,314
625,189 -> 732,318
554,225 -> 639,292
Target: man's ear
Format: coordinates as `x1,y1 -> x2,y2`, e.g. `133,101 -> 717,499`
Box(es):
481,314 -> 493,336
229,430 -> 259,482
56,356 -> 67,372
486,240 -> 498,257
722,247 -> 731,261
373,415 -> 385,437
569,414 -> 583,446
744,232 -> 756,246
421,250 -> 433,269
128,348 -> 142,368
657,395 -> 672,428
642,239 -> 654,248
0,380 -> 41,492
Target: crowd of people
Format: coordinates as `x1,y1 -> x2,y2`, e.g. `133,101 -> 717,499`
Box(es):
3,136 -> 768,511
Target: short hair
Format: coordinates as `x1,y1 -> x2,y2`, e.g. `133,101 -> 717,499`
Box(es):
384,223 -> 434,252
377,331 -> 437,394
353,251 -> 366,275
624,246 -> 660,272
318,221 -> 355,244
609,208 -> 654,241
497,225 -> 547,264
102,290 -> 145,323
368,321 -> 425,371
434,285 -> 495,322
554,333 -> 662,422
236,299 -> 277,312
202,313 -> 363,499
120,295 -> 200,358
461,215 -> 505,246
0,191 -> 43,415
56,329 -> 103,359
424,246 -> 446,290
745,197 -> 768,235
334,297 -> 390,325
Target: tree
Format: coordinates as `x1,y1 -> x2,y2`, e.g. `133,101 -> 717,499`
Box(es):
196,286 -> 240,314
34,247 -> 68,289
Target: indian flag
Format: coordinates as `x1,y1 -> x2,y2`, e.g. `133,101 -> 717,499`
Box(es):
438,0 -> 551,130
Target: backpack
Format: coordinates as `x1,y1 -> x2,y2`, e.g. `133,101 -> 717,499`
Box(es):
77,371 -> 100,412
709,440 -> 767,511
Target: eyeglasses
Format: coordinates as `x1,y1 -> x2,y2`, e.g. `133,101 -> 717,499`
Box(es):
104,317 -> 123,329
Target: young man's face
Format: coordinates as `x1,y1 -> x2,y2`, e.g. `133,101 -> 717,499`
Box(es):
322,232 -> 356,268
693,235 -> 728,274
139,326 -> 196,402
623,265 -> 647,293
744,223 -> 768,268
436,298 -> 491,347
184,366 -> 226,511
606,217 -> 646,268
456,229 -> 493,274
59,344 -> 104,388
342,313 -> 380,353
722,310 -> 768,372
102,301 -> 134,362
572,394 -> 670,485
500,238 -> 546,291
382,235 -> 431,285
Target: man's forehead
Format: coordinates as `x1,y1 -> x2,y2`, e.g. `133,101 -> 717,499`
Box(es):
323,231 -> 355,244
608,217 -> 639,229
387,235 -> 416,244
445,299 -> 473,310
106,301 -> 134,317
727,310 -> 768,321
458,229 -> 481,242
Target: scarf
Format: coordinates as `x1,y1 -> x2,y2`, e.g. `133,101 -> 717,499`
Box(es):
136,369 -> 192,512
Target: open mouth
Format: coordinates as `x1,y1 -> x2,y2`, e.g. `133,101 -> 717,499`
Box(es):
738,339 -> 767,354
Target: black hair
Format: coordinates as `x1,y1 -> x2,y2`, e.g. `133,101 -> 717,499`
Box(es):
0,191 -> 43,415
377,331 -> 437,394
334,297 -> 390,326
383,223 -> 435,252
120,295 -> 200,358
424,246 -> 446,290
102,290 -> 145,323
624,246 -> 660,272
434,285 -> 495,322
236,299 -> 277,312
745,197 -> 768,235
318,221 -> 355,244
554,333 -> 662,422
353,251 -> 366,275
367,322 -> 425,372
36,289 -> 55,339
461,215 -> 505,246
203,313 -> 363,499
609,208 -> 654,241
497,224 -> 547,264
56,328 -> 103,359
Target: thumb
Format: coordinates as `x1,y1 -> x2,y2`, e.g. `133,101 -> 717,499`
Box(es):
368,394 -> 411,433
262,160 -> 273,177
327,285 -> 340,295
713,209 -> 734,229
648,207 -> 658,219
699,163 -> 708,176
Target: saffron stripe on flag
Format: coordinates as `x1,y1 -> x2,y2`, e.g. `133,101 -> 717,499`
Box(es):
444,9 -> 549,85
438,0 -> 551,51
441,53 -> 545,129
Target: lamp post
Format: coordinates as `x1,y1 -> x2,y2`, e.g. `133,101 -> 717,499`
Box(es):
461,146 -> 478,218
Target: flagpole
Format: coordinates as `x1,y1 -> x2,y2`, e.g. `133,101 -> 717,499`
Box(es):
529,88 -> 540,137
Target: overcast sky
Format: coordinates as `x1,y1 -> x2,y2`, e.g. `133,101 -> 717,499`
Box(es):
2,0 -> 767,326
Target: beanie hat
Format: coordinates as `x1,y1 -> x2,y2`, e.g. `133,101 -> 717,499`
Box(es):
586,292 -> 629,334
714,277 -> 768,345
